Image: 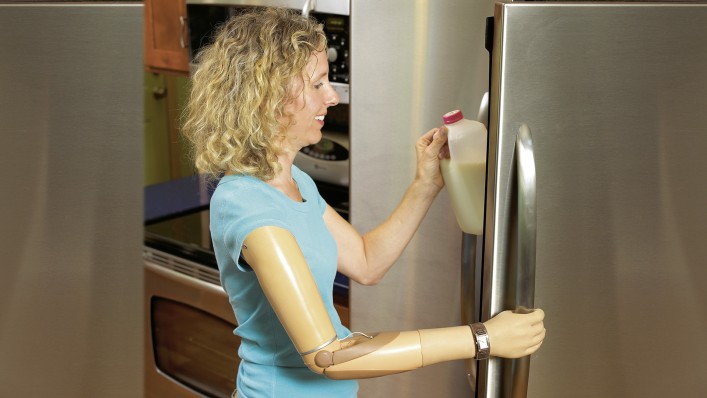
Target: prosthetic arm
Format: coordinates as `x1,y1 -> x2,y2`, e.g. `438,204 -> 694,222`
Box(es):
242,226 -> 544,380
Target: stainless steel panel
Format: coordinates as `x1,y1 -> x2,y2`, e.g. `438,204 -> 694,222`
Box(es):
483,2 -> 707,397
349,1 -> 495,397
0,4 -> 143,397
144,257 -> 238,398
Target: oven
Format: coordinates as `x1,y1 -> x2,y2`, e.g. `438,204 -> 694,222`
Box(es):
144,246 -> 240,398
143,176 -> 348,398
143,3 -> 351,395
144,179 -> 241,398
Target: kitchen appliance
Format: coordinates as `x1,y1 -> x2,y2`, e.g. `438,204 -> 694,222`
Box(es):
185,0 -> 352,193
473,2 -> 707,397
186,0 -> 350,103
144,172 -> 240,397
349,1 -> 707,397
0,4 -> 143,398
183,0 -> 353,301
144,235 -> 240,398
348,1 -> 496,397
294,131 -> 350,187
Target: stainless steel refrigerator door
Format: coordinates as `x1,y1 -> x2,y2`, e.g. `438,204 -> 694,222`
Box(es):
0,4 -> 143,397
482,2 -> 707,397
349,1 -> 495,397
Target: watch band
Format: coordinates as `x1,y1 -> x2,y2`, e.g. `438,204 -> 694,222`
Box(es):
469,322 -> 490,360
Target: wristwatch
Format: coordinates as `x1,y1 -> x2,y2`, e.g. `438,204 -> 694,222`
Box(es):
469,323 -> 490,360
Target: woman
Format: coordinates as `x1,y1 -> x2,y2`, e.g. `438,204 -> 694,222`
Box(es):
183,7 -> 545,398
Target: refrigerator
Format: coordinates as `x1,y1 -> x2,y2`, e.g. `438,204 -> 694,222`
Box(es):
349,1 -> 497,397
351,1 -> 707,397
479,2 -> 707,397
0,4 -> 144,397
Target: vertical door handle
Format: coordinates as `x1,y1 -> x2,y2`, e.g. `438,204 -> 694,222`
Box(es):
512,124 -> 537,397
179,16 -> 187,49
302,0 -> 316,17
516,124 -> 536,312
477,92 -> 490,128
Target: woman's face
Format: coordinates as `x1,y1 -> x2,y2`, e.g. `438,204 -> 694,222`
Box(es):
282,50 -> 339,153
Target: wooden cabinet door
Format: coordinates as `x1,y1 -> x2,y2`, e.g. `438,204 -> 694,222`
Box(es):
144,0 -> 189,74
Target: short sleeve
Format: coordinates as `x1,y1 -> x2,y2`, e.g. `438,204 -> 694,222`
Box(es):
210,179 -> 289,272
292,166 -> 327,215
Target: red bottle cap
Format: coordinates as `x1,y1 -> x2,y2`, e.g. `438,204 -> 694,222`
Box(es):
442,109 -> 464,124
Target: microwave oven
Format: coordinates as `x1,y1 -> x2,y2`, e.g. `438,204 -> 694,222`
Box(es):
186,0 -> 350,103
294,131 -> 349,187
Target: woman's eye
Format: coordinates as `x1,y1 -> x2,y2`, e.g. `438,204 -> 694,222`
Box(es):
314,82 -> 324,89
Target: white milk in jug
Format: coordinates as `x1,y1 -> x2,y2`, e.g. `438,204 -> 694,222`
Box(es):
440,109 -> 487,235
440,159 -> 486,235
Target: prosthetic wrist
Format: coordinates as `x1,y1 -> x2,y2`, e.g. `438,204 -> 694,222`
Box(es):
469,323 -> 490,360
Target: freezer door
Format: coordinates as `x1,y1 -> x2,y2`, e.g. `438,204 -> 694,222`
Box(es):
481,2 -> 707,397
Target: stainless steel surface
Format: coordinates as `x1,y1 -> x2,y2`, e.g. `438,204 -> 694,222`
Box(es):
144,256 -> 237,398
349,1 -> 495,397
478,92 -> 490,128
461,233 -> 482,391
186,0 -> 349,16
331,82 -> 350,105
462,91 -> 490,393
482,2 -> 707,397
0,4 -> 143,398
510,124 -> 537,398
515,124 -> 536,313
302,0 -> 315,16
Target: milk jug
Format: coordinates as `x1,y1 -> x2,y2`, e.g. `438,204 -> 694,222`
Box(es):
439,109 -> 487,235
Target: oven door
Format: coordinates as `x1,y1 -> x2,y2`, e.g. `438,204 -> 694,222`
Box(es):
144,252 -> 240,398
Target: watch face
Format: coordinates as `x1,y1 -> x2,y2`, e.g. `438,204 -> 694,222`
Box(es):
478,337 -> 490,350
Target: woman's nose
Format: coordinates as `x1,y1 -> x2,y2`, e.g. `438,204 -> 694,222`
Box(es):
325,85 -> 339,107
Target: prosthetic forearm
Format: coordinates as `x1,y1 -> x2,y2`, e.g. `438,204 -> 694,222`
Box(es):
242,226 -> 479,379
312,326 -> 476,379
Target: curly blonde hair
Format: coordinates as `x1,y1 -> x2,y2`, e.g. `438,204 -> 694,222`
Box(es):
182,7 -> 326,181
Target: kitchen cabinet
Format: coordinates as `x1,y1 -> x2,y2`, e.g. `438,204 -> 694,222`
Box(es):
144,72 -> 192,185
144,0 -> 189,74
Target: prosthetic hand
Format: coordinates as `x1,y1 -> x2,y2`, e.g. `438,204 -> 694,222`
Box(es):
242,226 -> 545,380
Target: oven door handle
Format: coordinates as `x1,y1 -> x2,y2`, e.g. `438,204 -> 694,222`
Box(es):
145,260 -> 227,296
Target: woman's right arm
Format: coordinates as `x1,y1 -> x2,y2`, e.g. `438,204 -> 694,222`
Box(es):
326,126 -> 448,286
242,225 -> 546,379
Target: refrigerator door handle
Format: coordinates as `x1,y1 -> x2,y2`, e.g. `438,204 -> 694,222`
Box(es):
511,124 -> 537,397
516,124 -> 537,312
477,91 -> 490,128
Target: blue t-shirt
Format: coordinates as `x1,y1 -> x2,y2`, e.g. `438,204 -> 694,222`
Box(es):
210,165 -> 358,398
